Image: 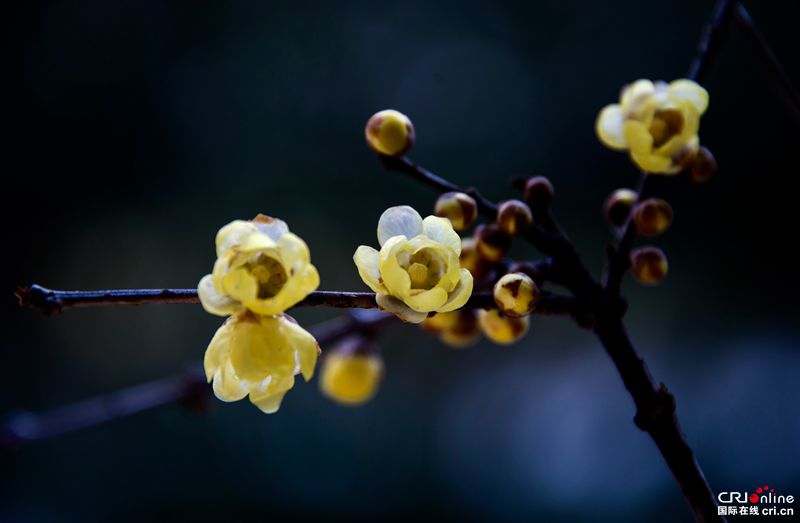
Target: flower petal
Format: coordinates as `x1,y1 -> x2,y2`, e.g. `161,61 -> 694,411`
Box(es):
377,205 -> 423,246
198,274 -> 241,316
404,287 -> 448,312
630,151 -> 673,174
375,293 -> 429,323
378,236 -> 412,297
437,269 -> 474,312
279,316 -> 319,381
353,245 -> 388,294
204,319 -> 233,381
238,232 -> 278,254
277,232 -> 311,267
216,220 -> 259,257
422,215 -> 461,256
622,120 -> 653,154
250,390 -> 289,414
668,79 -> 708,115
212,359 -> 249,402
252,215 -> 289,241
595,104 -> 627,150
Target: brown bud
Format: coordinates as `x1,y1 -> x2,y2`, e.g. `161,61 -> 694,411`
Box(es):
478,309 -> 529,345
633,198 -> 673,237
523,176 -> 555,208
604,188 -> 637,228
496,199 -> 533,236
493,273 -> 540,318
474,223 -> 511,262
439,309 -> 481,348
630,247 -> 668,285
434,192 -> 478,231
459,237 -> 488,279
689,146 -> 717,183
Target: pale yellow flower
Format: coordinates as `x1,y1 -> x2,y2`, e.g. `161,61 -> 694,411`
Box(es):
198,214 -> 319,317
353,205 -> 473,323
596,79 -> 708,174
320,351 -> 384,406
204,312 -> 319,414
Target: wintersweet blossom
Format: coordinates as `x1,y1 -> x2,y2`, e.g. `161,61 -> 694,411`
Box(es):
198,214 -> 319,317
204,312 -> 319,413
353,205 -> 473,323
596,79 -> 708,174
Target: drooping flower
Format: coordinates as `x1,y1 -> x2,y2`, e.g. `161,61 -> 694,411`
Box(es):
353,205 -> 473,323
204,311 -> 319,413
198,214 -> 319,317
596,79 -> 709,174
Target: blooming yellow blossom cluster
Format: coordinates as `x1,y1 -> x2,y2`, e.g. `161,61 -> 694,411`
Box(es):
596,79 -> 708,174
198,215 -> 320,413
353,205 -> 474,323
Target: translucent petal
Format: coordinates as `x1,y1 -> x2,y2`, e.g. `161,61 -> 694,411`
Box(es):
198,274 -> 241,316
621,79 -> 655,117
280,316 -> 319,381
252,216 -> 289,241
595,104 -> 627,150
222,267 -> 259,304
216,220 -> 259,257
377,206 -> 423,246
250,391 -> 288,414
229,318 -> 296,382
277,232 -> 311,267
238,232 -> 278,254
212,360 -> 249,402
622,121 -> 653,154
375,293 -> 429,323
204,319 -> 233,381
668,79 -> 709,115
378,236 -> 412,297
353,245 -> 388,294
404,287 -> 449,312
437,269 -> 474,312
422,215 -> 461,256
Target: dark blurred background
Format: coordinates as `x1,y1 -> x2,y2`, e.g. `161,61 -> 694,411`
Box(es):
3,1 -> 799,521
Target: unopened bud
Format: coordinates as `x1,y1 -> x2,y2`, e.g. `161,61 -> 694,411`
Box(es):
604,188 -> 637,227
439,309 -> 481,348
689,146 -> 717,183
320,336 -> 384,406
633,198 -> 673,237
365,109 -> 415,156
493,273 -> 540,318
523,176 -> 555,209
422,310 -> 460,334
434,192 -> 478,231
478,309 -> 529,345
630,247 -> 668,285
474,224 -> 511,262
497,199 -> 533,236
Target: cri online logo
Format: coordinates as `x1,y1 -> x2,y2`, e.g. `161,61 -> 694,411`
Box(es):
718,485 -> 795,505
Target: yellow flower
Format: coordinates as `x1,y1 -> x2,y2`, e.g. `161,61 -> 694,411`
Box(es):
353,205 -> 474,323
204,312 -> 319,414
596,79 -> 708,174
320,350 -> 384,406
198,214 -> 320,317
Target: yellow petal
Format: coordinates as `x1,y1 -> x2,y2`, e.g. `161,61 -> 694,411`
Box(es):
621,79 -> 655,121
279,316 -> 319,381
228,317 -> 296,382
277,232 -> 311,267
353,245 -> 388,294
630,151 -> 673,174
595,104 -> 627,150
378,236 -> 412,297
422,215 -> 461,256
238,232 -> 278,254
215,220 -> 259,257
198,274 -> 241,316
622,120 -> 653,154
320,353 -> 383,406
375,293 -> 428,323
212,359 -> 249,402
668,79 -> 709,115
437,269 -> 474,313
204,319 -> 233,381
377,205 -> 423,246
250,390 -> 289,414
404,287 -> 448,312
222,267 -> 259,304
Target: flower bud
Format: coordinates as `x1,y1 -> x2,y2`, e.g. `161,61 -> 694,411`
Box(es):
523,176 -> 555,209
459,237 -> 488,279
365,109 -> 415,156
507,261 -> 543,286
434,191 -> 478,231
320,336 -> 384,406
496,199 -> 533,236
478,309 -> 529,345
630,247 -> 668,285
422,310 -> 460,334
493,272 -> 540,318
633,198 -> 673,237
604,188 -> 637,228
438,309 -> 481,348
474,224 -> 511,262
689,146 -> 717,183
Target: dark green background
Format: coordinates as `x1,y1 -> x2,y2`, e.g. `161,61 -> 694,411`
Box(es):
4,1 -> 799,521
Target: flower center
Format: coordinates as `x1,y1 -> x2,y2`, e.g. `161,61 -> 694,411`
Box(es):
248,254 -> 287,299
649,109 -> 683,148
404,248 -> 446,290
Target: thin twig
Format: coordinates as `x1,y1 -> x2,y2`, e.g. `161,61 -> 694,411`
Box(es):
15,284 -> 578,318
733,2 -> 800,119
687,0 -> 737,83
1,311 -> 394,451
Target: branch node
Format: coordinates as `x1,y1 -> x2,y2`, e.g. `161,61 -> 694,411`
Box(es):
634,383 -> 677,433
